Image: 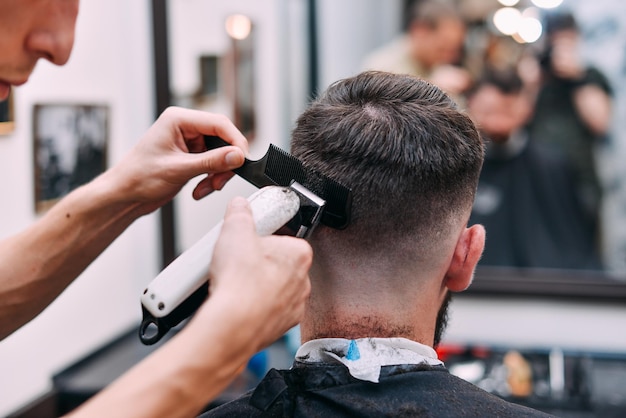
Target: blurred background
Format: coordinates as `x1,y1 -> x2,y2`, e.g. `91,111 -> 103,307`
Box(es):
1,0 -> 626,416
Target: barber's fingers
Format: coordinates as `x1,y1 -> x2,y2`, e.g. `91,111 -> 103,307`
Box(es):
262,235 -> 313,275
191,172 -> 235,200
159,107 -> 249,153
182,146 -> 244,183
139,107 -> 247,192
213,196 -> 313,289
221,196 -> 255,232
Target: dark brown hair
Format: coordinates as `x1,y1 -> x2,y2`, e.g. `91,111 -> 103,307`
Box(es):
291,71 -> 484,256
409,0 -> 461,30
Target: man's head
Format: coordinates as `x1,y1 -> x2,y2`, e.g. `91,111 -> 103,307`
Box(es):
466,67 -> 532,143
539,12 -> 583,80
0,0 -> 80,101
291,71 -> 485,346
407,0 -> 466,69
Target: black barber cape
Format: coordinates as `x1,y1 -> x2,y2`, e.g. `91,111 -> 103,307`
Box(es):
199,362 -> 554,417
469,131 -> 601,270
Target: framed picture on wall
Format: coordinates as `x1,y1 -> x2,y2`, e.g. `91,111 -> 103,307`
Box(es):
33,103 -> 109,212
0,89 -> 15,135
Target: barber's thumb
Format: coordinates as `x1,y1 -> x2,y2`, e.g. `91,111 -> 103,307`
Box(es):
222,196 -> 254,229
192,146 -> 245,176
223,148 -> 245,169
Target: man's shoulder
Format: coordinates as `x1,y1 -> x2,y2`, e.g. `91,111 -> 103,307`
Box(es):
200,394 -> 260,417
200,365 -> 555,417
423,369 -> 555,417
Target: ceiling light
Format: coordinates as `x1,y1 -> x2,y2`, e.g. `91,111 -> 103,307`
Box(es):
531,0 -> 564,9
493,7 -> 522,36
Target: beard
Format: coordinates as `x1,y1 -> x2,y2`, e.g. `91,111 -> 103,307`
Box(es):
433,291 -> 452,348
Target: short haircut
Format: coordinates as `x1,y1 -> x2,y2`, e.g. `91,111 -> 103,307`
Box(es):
291,71 -> 484,261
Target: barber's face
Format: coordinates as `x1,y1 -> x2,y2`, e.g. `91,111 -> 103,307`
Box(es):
0,0 -> 79,101
468,85 -> 529,143
414,18 -> 465,67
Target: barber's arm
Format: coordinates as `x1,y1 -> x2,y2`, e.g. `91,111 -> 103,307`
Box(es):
572,83 -> 612,137
0,107 -> 247,340
549,34 -> 612,137
64,197 -> 313,418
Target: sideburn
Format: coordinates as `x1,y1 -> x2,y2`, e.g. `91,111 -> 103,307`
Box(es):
434,291 -> 452,348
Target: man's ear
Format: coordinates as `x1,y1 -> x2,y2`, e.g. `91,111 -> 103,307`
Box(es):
444,224 -> 485,292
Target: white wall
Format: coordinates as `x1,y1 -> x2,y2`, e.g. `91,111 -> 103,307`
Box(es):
0,1 -> 157,415
316,0 -> 403,90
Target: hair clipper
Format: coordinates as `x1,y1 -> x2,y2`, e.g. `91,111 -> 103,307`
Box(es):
139,183 -> 325,345
139,137 -> 351,345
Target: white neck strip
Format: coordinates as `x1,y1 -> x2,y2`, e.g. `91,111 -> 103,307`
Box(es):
295,337 -> 443,383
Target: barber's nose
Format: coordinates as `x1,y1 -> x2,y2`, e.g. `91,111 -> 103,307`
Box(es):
25,27 -> 76,66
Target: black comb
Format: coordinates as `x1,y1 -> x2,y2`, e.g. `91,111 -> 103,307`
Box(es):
204,135 -> 352,229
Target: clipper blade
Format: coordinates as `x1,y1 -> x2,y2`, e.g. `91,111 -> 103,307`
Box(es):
205,135 -> 352,229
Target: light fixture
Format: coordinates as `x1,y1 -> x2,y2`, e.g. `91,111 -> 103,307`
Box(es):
530,0 -> 564,9
493,7 -> 522,36
498,0 -> 520,6
517,16 -> 543,43
225,14 -> 252,40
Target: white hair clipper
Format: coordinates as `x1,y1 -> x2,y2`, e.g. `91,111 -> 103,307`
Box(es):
139,137 -> 351,345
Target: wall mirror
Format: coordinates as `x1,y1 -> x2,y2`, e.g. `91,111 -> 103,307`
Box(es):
154,0 -> 626,300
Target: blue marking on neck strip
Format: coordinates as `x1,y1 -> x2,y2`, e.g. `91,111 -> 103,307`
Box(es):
346,340 -> 361,361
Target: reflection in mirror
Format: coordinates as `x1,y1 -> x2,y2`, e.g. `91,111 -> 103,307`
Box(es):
168,6 -> 256,142
168,2 -> 256,141
225,14 -> 256,140
378,1 -> 626,278
313,0 -> 626,293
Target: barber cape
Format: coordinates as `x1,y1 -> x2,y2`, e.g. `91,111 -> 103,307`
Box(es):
200,337 -> 554,417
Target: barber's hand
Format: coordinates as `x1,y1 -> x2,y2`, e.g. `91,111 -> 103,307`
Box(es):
198,197 -> 313,352
106,107 -> 248,215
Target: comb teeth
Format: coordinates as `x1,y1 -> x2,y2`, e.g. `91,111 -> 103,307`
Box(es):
265,145 -> 307,185
204,135 -> 352,229
265,145 -> 352,229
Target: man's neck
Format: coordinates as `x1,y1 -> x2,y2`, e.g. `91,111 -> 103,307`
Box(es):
300,303 -> 437,347
302,238 -> 447,349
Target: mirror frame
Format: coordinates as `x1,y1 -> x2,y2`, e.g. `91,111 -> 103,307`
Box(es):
467,266 -> 626,302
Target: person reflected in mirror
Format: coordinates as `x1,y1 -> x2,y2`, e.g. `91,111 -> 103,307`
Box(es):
361,0 -> 472,103
467,67 -> 602,270
522,12 -> 612,253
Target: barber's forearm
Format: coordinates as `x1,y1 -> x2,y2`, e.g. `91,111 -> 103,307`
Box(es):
573,85 -> 612,137
64,297 -> 255,418
0,172 -> 142,340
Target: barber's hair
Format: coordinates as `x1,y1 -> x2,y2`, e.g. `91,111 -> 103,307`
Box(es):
408,0 -> 461,30
544,11 -> 578,35
469,66 -> 523,96
291,71 -> 484,256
